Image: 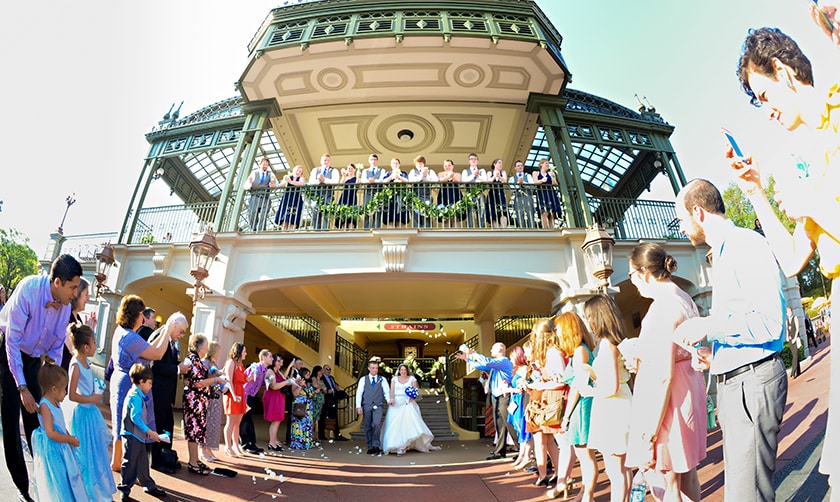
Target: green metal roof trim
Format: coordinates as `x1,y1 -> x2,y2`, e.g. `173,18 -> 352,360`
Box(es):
246,0 -> 568,77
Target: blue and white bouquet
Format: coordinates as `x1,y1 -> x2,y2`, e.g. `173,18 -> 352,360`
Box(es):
405,386 -> 419,399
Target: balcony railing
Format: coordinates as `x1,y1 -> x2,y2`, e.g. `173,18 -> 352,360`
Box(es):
125,183 -> 683,243
127,202 -> 218,244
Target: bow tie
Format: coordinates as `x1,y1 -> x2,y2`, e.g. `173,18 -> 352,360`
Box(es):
45,300 -> 61,310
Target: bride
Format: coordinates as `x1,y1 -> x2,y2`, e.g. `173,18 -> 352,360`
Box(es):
381,364 -> 440,455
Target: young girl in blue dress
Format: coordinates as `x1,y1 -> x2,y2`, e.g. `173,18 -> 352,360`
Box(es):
31,361 -> 88,501
67,323 -> 117,501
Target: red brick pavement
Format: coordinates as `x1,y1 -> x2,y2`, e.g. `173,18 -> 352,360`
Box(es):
86,341 -> 831,501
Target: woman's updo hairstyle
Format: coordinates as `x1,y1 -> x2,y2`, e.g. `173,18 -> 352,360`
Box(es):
630,242 -> 677,280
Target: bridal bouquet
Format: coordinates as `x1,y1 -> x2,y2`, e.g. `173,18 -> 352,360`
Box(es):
405,386 -> 419,399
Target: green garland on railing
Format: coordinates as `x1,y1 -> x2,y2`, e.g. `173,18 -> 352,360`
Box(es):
302,184 -> 487,221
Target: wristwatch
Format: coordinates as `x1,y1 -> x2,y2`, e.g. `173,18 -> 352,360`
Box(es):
17,384 -> 27,393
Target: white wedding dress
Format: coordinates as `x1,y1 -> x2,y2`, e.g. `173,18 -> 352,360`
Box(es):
381,376 -> 438,454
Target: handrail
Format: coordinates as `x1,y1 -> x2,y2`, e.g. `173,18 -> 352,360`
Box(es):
447,334 -> 478,382
494,315 -> 541,348
444,349 -> 485,433
335,336 -> 368,377
337,380 -> 358,429
264,316 -> 320,352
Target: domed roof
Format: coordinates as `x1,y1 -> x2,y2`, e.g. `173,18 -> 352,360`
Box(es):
564,88 -> 666,124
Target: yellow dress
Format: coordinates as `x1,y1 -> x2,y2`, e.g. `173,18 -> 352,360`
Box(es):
815,83 -> 840,481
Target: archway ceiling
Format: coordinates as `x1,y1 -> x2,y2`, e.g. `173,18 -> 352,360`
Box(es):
239,36 -> 564,175
247,275 -> 556,323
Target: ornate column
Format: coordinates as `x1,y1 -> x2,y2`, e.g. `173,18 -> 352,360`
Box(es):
319,320 -> 338,367
192,294 -> 253,365
476,320 -> 495,355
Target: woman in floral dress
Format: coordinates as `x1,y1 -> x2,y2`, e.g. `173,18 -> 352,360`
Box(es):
310,366 -> 325,439
290,368 -> 314,450
183,334 -> 225,475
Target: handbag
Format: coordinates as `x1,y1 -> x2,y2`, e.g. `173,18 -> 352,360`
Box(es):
324,417 -> 337,431
293,402 -> 307,418
525,388 -> 566,429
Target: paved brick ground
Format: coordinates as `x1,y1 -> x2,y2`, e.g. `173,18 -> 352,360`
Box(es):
0,339 -> 832,501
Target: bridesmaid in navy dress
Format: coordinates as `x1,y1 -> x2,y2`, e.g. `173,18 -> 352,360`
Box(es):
275,165 -> 306,231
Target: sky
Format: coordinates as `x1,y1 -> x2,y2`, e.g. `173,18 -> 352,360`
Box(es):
0,0 -> 837,255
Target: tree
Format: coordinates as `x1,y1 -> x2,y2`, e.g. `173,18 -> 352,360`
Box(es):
0,228 -> 38,293
722,179 -> 830,300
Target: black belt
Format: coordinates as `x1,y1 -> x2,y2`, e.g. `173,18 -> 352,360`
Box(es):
716,353 -> 777,383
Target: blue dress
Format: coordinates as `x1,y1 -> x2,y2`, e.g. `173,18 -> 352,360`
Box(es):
536,172 -> 563,215
275,176 -> 305,227
31,399 -> 88,501
507,373 -> 532,443
485,177 -> 508,223
564,344 -> 594,446
110,326 -> 153,438
67,357 -> 116,501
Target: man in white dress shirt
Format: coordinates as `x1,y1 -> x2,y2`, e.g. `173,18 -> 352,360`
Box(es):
461,153 -> 487,228
361,154 -> 384,229
308,153 -> 339,230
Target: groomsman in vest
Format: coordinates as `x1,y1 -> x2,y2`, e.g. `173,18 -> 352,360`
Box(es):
0,254 -> 82,502
150,313 -> 189,474
245,157 -> 277,231
361,154 -> 384,229
355,358 -> 390,454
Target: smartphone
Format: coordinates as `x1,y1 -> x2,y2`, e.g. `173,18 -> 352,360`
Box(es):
721,127 -> 743,157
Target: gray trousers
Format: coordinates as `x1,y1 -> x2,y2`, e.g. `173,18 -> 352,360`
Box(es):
717,356 -> 787,502
118,436 -> 157,495
363,404 -> 385,448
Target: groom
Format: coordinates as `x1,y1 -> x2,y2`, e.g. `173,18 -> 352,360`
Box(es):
355,358 -> 390,454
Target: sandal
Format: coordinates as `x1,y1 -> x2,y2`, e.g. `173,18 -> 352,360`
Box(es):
187,463 -> 210,476
197,461 -> 209,470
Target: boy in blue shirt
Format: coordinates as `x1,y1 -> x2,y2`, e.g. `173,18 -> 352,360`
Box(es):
118,364 -> 166,501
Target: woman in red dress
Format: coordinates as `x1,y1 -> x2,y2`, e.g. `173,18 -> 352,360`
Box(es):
223,342 -> 248,457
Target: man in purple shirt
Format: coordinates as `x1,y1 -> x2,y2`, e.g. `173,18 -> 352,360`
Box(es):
0,254 -> 82,502
240,348 -> 272,454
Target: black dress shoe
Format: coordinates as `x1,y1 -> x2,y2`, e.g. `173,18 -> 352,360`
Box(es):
486,453 -> 504,460
335,435 -> 349,441
144,487 -> 167,497
119,491 -> 131,502
252,444 -> 265,453
367,448 -> 375,454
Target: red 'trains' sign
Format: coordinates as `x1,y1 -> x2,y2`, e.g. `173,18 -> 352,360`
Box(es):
383,323 -> 436,331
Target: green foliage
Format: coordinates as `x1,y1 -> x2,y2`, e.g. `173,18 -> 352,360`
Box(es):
722,178 -> 829,299
780,341 -> 806,369
0,229 -> 38,293
304,184 -> 485,221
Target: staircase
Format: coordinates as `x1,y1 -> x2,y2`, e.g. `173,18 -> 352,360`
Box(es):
416,390 -> 459,441
349,389 -> 459,442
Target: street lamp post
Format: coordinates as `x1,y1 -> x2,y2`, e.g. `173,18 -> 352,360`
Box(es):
189,228 -> 220,303
581,224 -> 615,293
57,193 -> 76,235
